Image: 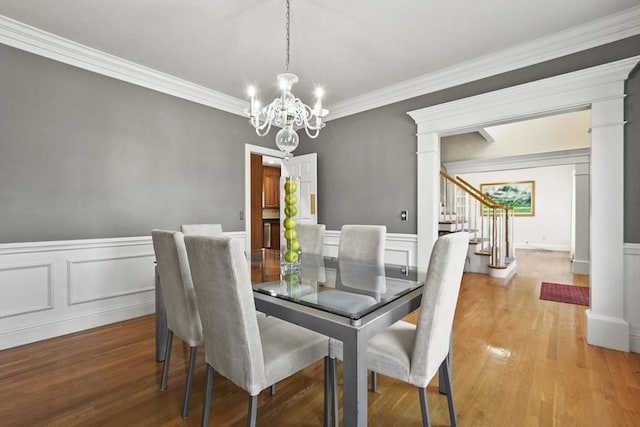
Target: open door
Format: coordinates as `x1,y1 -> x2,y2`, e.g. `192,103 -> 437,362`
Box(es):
281,153 -> 318,225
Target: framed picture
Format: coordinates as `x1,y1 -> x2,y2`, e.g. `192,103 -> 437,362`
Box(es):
480,180 -> 535,216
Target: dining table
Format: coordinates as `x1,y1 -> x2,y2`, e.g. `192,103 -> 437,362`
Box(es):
155,249 -> 430,427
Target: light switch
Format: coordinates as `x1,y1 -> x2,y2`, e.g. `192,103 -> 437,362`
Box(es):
400,210 -> 408,221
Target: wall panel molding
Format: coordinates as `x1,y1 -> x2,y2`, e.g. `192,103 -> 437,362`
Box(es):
0,261 -> 53,318
67,253 -> 155,305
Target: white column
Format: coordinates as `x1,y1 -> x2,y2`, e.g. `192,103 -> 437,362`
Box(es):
573,163 -> 590,274
416,132 -> 440,270
586,98 -> 629,351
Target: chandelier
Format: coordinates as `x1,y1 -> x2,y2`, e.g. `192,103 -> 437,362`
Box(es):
246,0 -> 328,159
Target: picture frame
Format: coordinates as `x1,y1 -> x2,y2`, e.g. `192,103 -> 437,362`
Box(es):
480,180 -> 535,216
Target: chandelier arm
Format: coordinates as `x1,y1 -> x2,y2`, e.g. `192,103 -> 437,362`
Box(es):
304,126 -> 321,139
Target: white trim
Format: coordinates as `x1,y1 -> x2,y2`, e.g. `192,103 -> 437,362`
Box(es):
327,6 -> 640,120
625,243 -> 640,353
407,56 -> 640,132
2,7 -> 640,121
408,56 -> 640,352
572,259 -> 590,275
444,148 -> 590,174
0,14 -> 247,116
477,128 -> 495,143
0,235 -> 151,254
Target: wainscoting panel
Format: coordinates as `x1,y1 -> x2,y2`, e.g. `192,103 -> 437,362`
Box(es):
0,233 -> 246,350
0,237 -> 155,350
0,261 -> 53,318
624,243 -> 640,353
67,253 -> 155,305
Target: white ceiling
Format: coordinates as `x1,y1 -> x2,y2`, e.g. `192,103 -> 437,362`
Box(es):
0,0 -> 639,114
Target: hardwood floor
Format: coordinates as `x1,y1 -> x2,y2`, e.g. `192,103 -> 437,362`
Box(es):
1,250 -> 639,426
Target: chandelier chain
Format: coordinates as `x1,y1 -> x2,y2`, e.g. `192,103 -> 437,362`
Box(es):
285,0 -> 290,72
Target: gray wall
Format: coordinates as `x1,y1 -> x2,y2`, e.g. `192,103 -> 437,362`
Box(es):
2,35 -> 640,244
0,44 -> 270,243
298,35 -> 640,242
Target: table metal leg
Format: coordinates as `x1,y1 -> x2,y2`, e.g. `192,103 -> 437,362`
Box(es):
342,331 -> 368,426
155,266 -> 168,362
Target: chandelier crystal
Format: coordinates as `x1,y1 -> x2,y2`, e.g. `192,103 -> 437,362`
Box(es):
246,0 -> 327,159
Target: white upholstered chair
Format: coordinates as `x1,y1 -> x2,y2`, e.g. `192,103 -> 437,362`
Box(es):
180,223 -> 223,236
304,224 -> 387,321
338,224 -> 386,264
329,231 -> 469,427
184,235 -> 331,427
297,223 -> 326,256
151,229 -> 203,419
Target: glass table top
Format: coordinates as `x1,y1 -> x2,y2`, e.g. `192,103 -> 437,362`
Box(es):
250,250 -> 425,320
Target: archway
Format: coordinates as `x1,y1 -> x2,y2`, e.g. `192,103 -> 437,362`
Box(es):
409,55 -> 640,352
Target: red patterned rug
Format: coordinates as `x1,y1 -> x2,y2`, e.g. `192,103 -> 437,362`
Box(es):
540,282 -> 589,306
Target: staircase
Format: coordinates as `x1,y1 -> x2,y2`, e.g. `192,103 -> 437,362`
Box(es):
440,170 -> 517,279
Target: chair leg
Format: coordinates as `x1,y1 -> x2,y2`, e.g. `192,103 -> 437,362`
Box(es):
160,330 -> 173,391
201,365 -> 214,427
182,346 -> 198,418
441,356 -> 458,427
330,357 -> 338,427
270,384 -> 276,396
418,387 -> 431,427
370,371 -> 377,393
324,357 -> 330,427
247,395 -> 258,427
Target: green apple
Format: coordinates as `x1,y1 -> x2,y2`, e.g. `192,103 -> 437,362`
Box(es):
284,206 -> 298,217
284,194 -> 298,205
284,250 -> 299,263
284,229 -> 297,241
288,239 -> 300,252
284,180 -> 298,194
283,217 -> 296,230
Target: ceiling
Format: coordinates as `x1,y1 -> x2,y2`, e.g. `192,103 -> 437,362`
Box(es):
0,0 -> 639,116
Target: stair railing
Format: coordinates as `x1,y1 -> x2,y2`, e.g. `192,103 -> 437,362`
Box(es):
440,170 -> 514,268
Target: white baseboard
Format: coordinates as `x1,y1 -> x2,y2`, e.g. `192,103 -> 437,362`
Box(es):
0,301 -> 154,350
631,329 -> 640,353
585,309 -> 630,352
572,259 -> 590,275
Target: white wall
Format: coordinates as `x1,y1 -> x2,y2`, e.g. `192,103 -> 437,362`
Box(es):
461,165 -> 575,251
442,110 -> 590,162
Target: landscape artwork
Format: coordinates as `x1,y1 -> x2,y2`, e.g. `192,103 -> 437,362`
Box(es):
480,180 -> 535,216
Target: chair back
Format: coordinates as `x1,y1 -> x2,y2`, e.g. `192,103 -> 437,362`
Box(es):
338,224 -> 386,264
185,236 -> 266,395
151,230 -> 203,346
180,224 -> 223,236
297,223 -> 326,256
410,232 -> 468,385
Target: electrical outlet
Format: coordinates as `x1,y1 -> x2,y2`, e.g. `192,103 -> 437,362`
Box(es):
239,211 -> 244,220
400,210 -> 408,221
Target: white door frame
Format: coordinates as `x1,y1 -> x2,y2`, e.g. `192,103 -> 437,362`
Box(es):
244,143 -> 286,252
408,55 -> 640,352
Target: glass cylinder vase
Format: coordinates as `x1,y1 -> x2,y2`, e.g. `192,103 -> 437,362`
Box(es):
280,175 -> 301,274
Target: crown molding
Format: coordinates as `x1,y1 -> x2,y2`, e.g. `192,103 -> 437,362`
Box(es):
327,5 -> 640,121
0,14 -> 248,116
1,6 -> 639,121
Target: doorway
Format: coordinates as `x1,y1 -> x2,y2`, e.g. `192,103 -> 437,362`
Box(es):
409,56 -> 638,351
